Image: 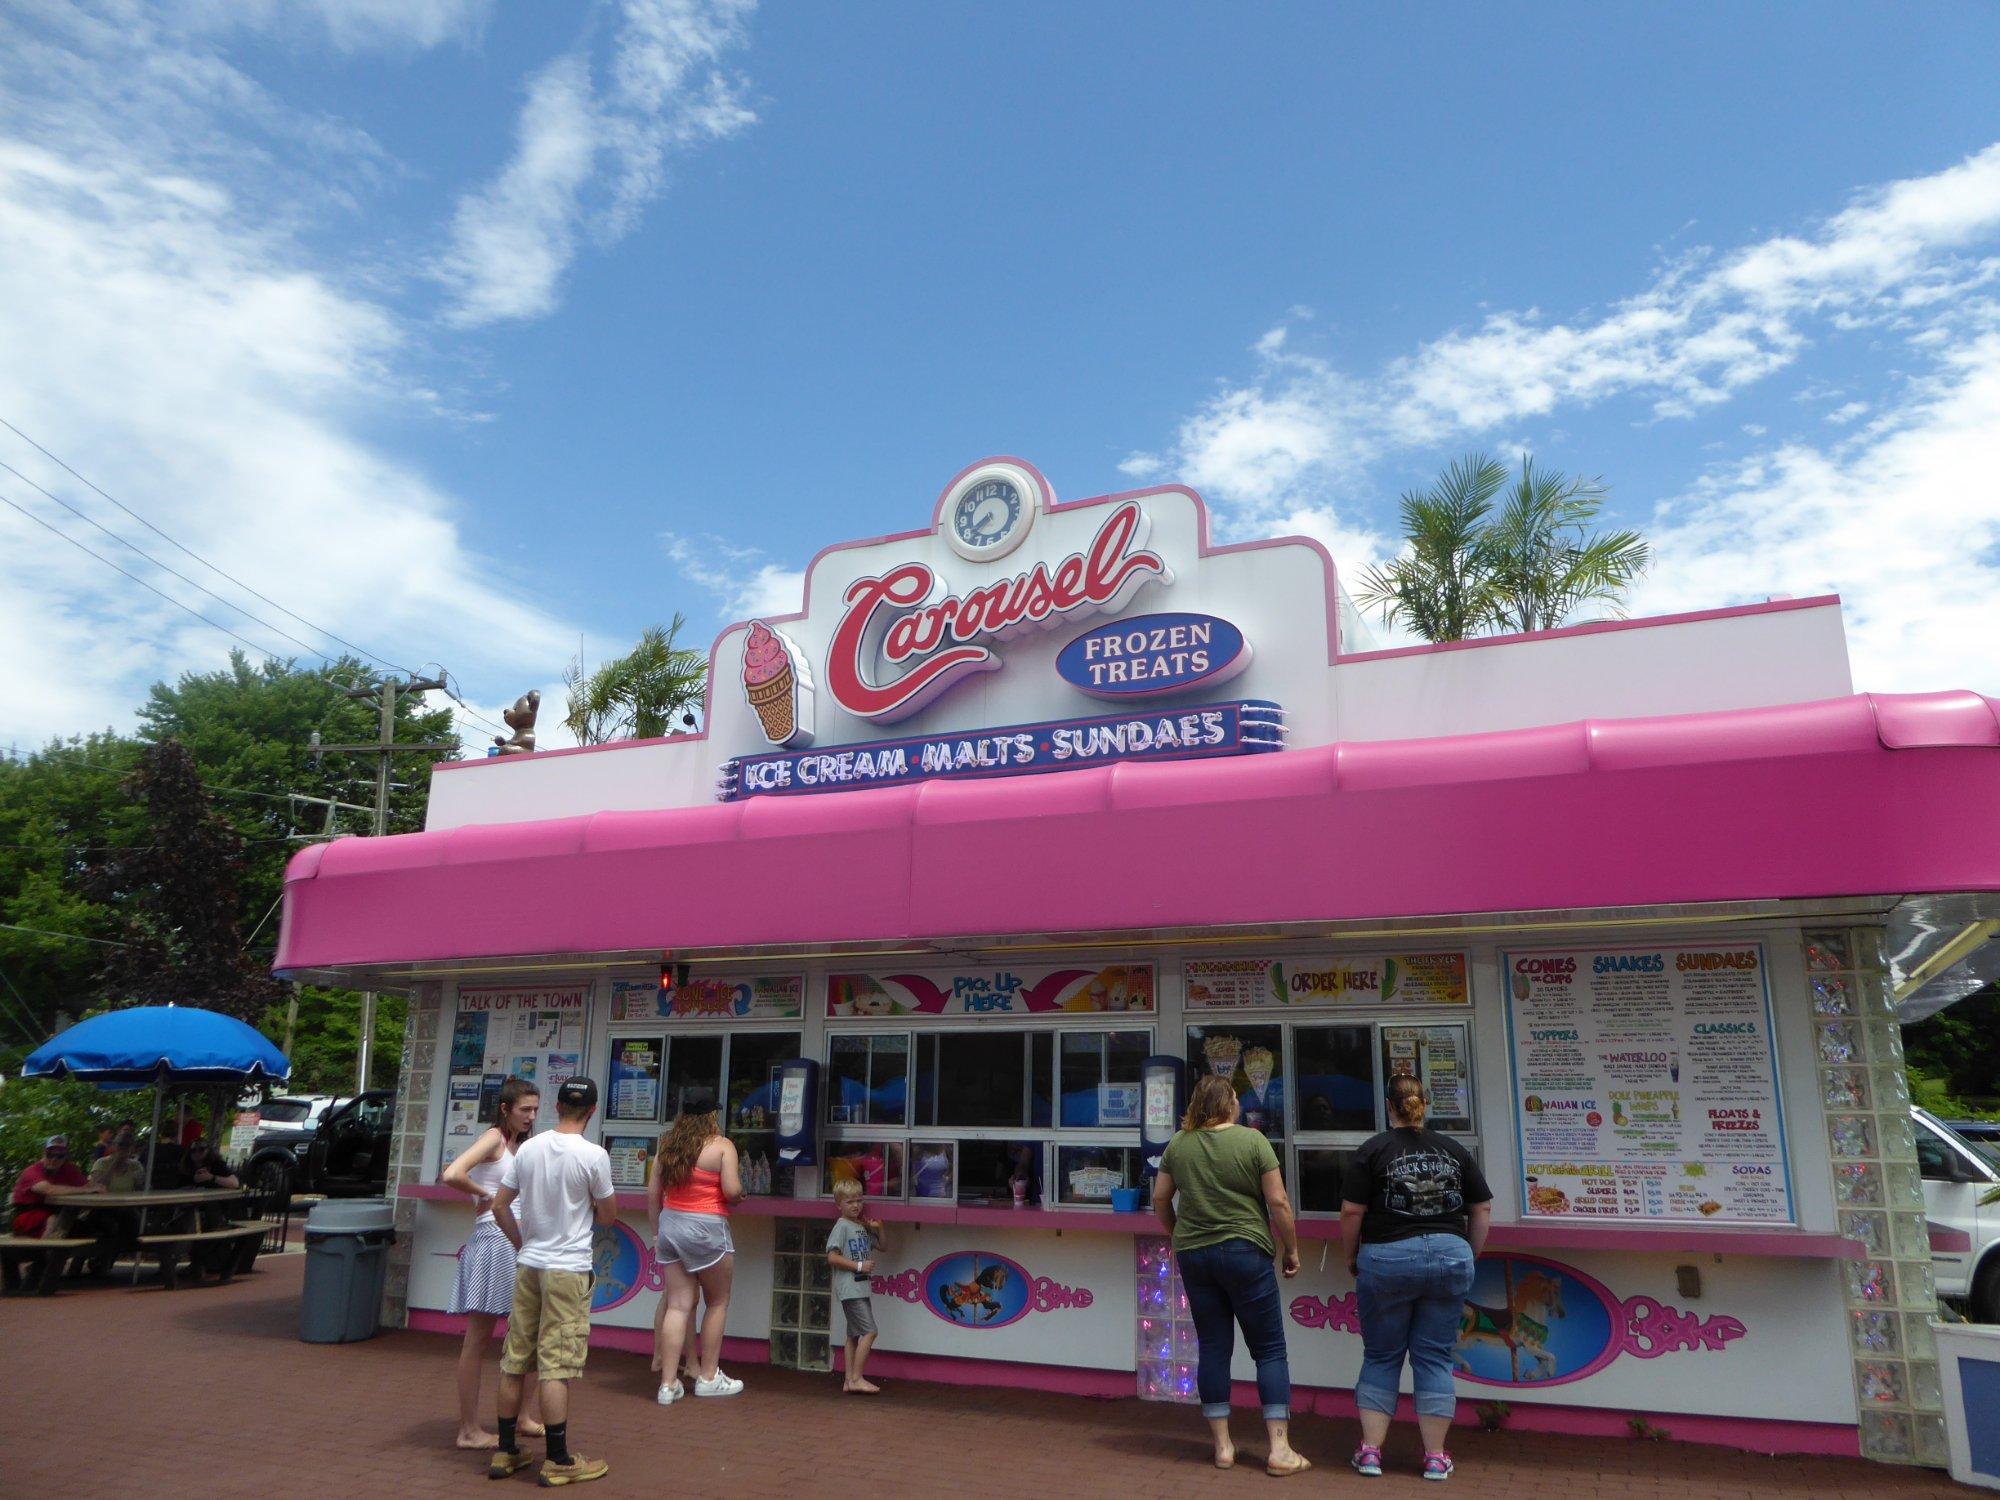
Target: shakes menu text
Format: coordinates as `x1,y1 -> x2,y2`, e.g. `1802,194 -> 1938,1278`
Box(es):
1503,944 -> 1793,1225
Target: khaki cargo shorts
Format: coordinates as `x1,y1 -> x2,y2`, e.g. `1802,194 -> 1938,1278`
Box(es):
500,1266 -> 593,1382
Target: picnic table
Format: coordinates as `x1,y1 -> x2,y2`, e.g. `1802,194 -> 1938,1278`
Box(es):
3,1187 -> 264,1295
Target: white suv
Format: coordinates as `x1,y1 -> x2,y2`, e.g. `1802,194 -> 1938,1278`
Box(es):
1915,1105 -> 2000,1322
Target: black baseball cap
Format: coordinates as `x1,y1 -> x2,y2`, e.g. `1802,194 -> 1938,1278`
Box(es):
557,1076 -> 598,1110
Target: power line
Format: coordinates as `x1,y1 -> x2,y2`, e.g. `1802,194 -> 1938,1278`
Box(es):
0,920 -> 131,948
0,413 -> 418,677
0,457 -> 347,664
0,488 -> 303,662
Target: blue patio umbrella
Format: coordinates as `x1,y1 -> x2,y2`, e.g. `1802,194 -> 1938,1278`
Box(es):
24,1005 -> 291,1233
24,1003 -> 290,1086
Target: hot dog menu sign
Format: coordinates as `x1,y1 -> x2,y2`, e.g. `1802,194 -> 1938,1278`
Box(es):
1502,944 -> 1794,1225
711,459 -> 1333,802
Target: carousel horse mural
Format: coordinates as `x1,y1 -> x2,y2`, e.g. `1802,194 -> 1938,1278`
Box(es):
1456,1266 -> 1567,1381
938,1258 -> 1011,1323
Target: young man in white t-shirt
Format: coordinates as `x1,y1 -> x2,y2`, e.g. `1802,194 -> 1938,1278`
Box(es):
488,1076 -> 616,1486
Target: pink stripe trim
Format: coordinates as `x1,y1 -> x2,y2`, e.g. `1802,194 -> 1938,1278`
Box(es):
1335,595 -> 1842,664
1930,1220 -> 1975,1252
394,1188 -> 1857,1260
398,1311 -> 1855,1456
432,463 -> 1342,777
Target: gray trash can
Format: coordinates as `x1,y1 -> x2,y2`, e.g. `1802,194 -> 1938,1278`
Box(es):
300,1199 -> 395,1344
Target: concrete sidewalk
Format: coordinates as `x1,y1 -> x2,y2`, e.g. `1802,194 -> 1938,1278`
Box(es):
0,1256 -> 1965,1499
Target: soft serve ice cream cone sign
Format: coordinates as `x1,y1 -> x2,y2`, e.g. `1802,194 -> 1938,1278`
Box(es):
715,458 -> 1347,800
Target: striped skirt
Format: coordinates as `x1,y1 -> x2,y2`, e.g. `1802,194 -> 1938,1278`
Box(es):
448,1218 -> 518,1317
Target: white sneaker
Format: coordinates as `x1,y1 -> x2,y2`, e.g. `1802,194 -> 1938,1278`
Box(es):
692,1370 -> 744,1398
655,1380 -> 683,1405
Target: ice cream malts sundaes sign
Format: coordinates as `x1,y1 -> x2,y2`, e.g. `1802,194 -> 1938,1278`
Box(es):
715,459 -> 1318,802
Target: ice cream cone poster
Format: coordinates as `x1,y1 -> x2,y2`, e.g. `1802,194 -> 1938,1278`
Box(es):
741,619 -> 815,747
827,964 -> 1155,1016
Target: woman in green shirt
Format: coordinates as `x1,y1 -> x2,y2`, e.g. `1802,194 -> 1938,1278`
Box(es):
1152,1074 -> 1308,1476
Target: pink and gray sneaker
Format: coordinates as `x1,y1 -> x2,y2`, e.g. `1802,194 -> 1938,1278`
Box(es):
1350,1445 -> 1383,1477
1422,1451 -> 1455,1481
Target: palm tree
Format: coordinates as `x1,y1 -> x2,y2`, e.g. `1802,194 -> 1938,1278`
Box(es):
563,616 -> 708,745
1354,454 -> 1509,642
1483,458 -> 1649,634
1355,453 -> 1649,643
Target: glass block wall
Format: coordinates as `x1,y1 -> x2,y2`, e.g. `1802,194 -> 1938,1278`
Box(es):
769,1220 -> 834,1372
1809,929 -> 1947,1467
1135,1235 -> 1199,1404
382,979 -> 444,1330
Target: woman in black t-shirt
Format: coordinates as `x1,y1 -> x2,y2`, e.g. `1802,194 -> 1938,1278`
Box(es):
1338,1076 -> 1492,1482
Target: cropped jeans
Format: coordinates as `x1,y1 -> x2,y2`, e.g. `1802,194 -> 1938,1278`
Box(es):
1175,1237 -> 1291,1420
1354,1233 -> 1476,1420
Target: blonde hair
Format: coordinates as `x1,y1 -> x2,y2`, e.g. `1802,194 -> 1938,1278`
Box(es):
1181,1074 -> 1238,1132
831,1179 -> 864,1204
1387,1075 -> 1428,1128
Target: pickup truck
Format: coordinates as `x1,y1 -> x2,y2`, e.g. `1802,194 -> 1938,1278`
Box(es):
1916,1105 -> 2000,1322
244,1091 -> 394,1205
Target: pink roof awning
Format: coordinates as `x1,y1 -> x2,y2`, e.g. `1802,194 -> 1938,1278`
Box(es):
274,691 -> 2000,974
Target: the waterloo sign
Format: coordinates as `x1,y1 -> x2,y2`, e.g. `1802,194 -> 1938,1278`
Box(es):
713,458 -> 1342,802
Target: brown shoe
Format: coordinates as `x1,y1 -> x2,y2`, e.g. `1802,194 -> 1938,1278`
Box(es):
538,1454 -> 608,1487
487,1448 -> 535,1479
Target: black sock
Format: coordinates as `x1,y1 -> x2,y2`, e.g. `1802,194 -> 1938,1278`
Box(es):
496,1417 -> 517,1455
544,1422 -> 570,1464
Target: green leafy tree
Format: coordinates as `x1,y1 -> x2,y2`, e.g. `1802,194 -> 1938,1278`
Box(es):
1903,983 -> 2000,1117
563,616 -> 707,745
81,738 -> 284,1021
1356,453 -> 1649,643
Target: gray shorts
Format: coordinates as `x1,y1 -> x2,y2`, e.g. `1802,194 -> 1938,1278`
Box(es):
655,1209 -> 733,1273
840,1296 -> 876,1337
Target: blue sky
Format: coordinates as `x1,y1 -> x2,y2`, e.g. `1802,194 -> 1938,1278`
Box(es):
3,2 -> 1998,747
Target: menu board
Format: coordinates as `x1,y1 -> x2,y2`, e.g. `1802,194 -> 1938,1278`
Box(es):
605,1135 -> 656,1191
1382,1024 -> 1472,1132
1185,953 -> 1468,1009
607,1037 -> 664,1122
1503,943 -> 1793,1225
438,984 -> 590,1168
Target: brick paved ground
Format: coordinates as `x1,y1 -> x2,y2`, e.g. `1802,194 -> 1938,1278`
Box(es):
0,1256 -> 1967,1499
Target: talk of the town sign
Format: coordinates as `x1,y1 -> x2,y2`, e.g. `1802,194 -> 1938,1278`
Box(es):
720,463 -> 1286,801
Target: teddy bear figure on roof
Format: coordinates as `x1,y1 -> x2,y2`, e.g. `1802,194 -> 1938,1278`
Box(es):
493,689 -> 540,755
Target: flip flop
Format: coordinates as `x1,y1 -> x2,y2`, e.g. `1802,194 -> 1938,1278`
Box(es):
1214,1453 -> 1236,1470
1266,1455 -> 1313,1478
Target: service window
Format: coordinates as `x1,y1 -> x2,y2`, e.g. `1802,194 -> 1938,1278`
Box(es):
911,1140 -> 958,1201
1057,1031 -> 1150,1127
1292,1025 -> 1376,1133
1056,1144 -> 1145,1205
916,1032 -> 1030,1128
956,1139 -> 1042,1206
664,1034 -> 723,1119
724,1030 -> 801,1199
1296,1147 -> 1358,1215
826,1138 -> 905,1198
827,1033 -> 910,1126
1186,1023 -> 1285,1138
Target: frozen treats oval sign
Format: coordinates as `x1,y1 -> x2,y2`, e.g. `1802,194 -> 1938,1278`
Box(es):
1057,612 -> 1250,699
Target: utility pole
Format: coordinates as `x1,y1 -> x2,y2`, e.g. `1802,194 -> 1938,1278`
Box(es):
276,790 -> 374,1060
317,673 -> 453,1092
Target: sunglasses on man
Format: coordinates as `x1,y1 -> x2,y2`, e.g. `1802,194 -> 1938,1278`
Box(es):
44,1148 -> 68,1159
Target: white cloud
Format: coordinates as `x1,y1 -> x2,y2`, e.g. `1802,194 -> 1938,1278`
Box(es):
0,5 -> 597,745
176,0 -> 492,54
438,0 -> 756,327
661,532 -> 803,621
1126,144 -> 2000,694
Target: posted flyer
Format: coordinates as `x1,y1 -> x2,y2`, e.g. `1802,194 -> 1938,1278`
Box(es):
1503,943 -> 1793,1224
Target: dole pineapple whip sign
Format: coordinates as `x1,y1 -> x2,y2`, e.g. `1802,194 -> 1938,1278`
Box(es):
712,458 -> 1345,800
1502,944 -> 1794,1225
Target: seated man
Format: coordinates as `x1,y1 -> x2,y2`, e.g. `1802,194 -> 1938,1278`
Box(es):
178,1137 -> 243,1277
6,1136 -> 101,1285
82,1129 -> 146,1273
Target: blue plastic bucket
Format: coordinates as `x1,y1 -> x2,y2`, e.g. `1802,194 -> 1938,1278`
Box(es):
1110,1186 -> 1144,1212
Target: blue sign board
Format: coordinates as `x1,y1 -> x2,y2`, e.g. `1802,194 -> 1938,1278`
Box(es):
1056,612 -> 1251,698
718,701 -> 1284,801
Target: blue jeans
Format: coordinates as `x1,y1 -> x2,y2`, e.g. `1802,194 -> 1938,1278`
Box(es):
1176,1238 -> 1291,1420
1354,1233 -> 1475,1420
